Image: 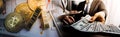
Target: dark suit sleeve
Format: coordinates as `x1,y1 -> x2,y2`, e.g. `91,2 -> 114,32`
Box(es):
98,1 -> 105,12
98,1 -> 107,19
77,1 -> 86,11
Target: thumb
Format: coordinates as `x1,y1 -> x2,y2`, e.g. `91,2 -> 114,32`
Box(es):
89,14 -> 99,23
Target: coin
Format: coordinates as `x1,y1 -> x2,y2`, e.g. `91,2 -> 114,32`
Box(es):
25,8 -> 42,30
5,12 -> 24,33
14,2 -> 43,30
27,0 -> 46,11
14,2 -> 34,22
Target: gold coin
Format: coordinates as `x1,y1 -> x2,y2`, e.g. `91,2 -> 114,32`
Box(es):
14,2 -> 34,23
14,2 -> 42,30
5,12 -> 23,33
27,0 -> 46,11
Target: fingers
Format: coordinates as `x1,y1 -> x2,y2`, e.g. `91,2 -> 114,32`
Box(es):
69,16 -> 75,22
63,16 -> 75,25
63,19 -> 69,25
65,16 -> 73,24
70,10 -> 78,14
98,13 -> 105,24
97,12 -> 105,24
89,12 -> 100,23
89,12 -> 105,24
89,15 -> 98,23
89,17 -> 95,23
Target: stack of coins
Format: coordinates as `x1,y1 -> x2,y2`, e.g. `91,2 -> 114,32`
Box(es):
5,0 -> 49,32
14,2 -> 35,31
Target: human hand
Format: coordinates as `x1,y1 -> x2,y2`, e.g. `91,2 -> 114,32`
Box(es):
89,12 -> 105,24
63,15 -> 75,25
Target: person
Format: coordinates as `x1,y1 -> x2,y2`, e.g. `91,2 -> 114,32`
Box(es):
59,0 -> 107,37
59,0 -> 107,25
59,0 -> 86,25
85,0 -> 107,24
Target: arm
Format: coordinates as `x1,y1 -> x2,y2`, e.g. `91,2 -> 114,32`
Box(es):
98,1 -> 107,19
89,1 -> 107,24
